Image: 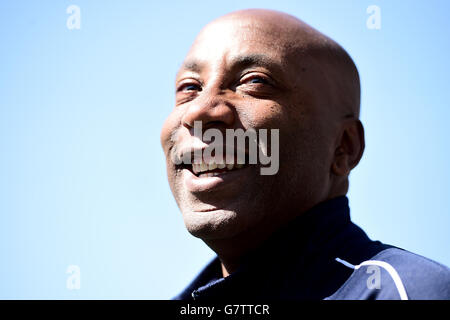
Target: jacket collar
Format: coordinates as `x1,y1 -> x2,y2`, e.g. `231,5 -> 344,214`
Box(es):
175,196 -> 386,300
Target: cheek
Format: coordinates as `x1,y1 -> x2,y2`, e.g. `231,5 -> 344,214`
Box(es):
160,117 -> 175,149
238,101 -> 286,129
160,110 -> 183,192
160,107 -> 185,154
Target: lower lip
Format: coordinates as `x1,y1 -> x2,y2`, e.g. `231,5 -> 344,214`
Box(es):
183,167 -> 250,193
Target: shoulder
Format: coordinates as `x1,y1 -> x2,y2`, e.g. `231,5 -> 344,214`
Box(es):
376,248 -> 450,298
328,248 -> 450,300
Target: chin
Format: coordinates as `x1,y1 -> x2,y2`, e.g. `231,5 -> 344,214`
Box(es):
181,207 -> 246,240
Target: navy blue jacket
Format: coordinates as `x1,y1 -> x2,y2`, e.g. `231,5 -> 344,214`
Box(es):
174,196 -> 450,300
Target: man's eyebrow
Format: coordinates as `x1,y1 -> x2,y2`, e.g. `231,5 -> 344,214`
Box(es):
180,60 -> 204,73
180,54 -> 281,73
229,54 -> 280,70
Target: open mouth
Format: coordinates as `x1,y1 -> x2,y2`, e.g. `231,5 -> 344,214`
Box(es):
174,151 -> 254,193
192,161 -> 246,177
179,160 -> 248,178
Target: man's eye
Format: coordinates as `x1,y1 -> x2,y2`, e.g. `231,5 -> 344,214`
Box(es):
178,83 -> 202,92
240,75 -> 271,86
247,77 -> 268,84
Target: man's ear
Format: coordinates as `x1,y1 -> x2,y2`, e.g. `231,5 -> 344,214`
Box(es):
332,119 -> 365,176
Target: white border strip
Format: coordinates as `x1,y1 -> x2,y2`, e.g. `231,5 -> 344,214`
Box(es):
336,258 -> 408,300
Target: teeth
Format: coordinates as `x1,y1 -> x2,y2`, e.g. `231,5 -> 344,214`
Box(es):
191,160 -> 244,176
192,164 -> 200,174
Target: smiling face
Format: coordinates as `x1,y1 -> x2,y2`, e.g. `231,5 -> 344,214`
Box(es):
160,10 -> 361,243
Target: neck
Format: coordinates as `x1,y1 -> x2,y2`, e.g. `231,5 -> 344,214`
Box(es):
205,195 -> 347,278
206,228 -> 271,277
204,204 -> 309,277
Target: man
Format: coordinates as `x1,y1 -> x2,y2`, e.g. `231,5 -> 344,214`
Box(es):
160,9 -> 450,300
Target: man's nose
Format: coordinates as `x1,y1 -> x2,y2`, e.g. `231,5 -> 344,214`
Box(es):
181,91 -> 235,131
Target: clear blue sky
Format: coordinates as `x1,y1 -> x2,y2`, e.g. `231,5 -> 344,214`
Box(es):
0,0 -> 449,299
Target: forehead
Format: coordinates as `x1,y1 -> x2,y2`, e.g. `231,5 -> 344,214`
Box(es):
181,18 -> 293,72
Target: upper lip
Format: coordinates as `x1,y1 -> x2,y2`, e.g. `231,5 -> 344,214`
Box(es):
173,146 -> 249,165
